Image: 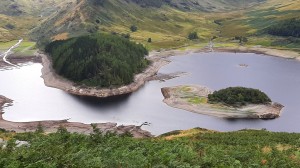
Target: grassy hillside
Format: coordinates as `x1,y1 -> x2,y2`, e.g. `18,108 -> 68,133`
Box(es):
1,0 -> 300,51
0,128 -> 300,167
214,0 -> 300,49
0,0 -> 74,42
29,0 -> 300,51
0,0 -> 70,16
29,0 -> 268,48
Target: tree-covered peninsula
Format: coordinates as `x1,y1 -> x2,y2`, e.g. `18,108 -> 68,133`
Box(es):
45,33 -> 149,87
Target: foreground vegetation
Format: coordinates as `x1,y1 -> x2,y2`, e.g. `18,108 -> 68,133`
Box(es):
45,33 -> 149,87
0,128 -> 300,167
208,87 -> 271,106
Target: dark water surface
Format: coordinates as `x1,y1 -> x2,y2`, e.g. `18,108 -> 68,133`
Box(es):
1,52 -> 300,135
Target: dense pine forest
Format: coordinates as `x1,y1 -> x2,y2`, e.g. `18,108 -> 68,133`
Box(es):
267,18 -> 300,38
45,33 -> 149,87
0,128 -> 300,167
208,87 -> 271,106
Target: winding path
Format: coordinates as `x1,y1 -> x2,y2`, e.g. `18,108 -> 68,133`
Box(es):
0,39 -> 23,67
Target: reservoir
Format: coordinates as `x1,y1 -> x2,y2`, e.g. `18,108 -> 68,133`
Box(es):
1,52 -> 300,135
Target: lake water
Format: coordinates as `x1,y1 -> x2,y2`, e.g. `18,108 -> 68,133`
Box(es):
1,52 -> 300,135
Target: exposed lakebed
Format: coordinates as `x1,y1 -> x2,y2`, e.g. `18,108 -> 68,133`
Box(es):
1,52 -> 300,135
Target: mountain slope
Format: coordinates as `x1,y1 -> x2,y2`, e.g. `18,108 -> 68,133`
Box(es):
1,0 -> 299,49
0,0 -> 73,42
30,0 -> 267,48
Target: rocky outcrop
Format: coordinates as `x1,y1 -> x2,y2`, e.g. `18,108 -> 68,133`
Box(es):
257,103 -> 284,119
161,85 -> 284,119
161,87 -> 171,98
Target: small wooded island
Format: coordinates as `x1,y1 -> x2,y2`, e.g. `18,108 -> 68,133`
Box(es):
161,85 -> 284,119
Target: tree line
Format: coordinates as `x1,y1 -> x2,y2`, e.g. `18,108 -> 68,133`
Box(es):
267,18 -> 300,38
45,33 -> 149,87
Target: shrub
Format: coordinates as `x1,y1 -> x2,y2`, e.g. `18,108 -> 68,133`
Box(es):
188,32 -> 199,40
130,25 -> 138,32
121,33 -> 130,39
5,24 -> 15,30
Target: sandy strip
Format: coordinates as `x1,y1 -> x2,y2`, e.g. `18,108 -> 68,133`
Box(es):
215,46 -> 300,60
0,95 -> 152,138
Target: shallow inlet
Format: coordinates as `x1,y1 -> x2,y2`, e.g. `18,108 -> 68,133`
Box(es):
1,52 -> 300,135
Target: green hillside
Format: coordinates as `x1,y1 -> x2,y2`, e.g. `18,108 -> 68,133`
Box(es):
0,0 -> 299,49
28,0 -> 300,50
1,128 -> 300,167
0,0 -> 73,42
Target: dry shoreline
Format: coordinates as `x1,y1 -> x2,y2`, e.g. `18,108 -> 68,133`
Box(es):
161,85 -> 284,119
0,95 -> 152,138
216,46 -> 300,60
38,46 -> 300,98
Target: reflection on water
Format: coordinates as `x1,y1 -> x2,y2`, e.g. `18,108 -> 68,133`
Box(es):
1,52 -> 300,135
68,94 -> 131,108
